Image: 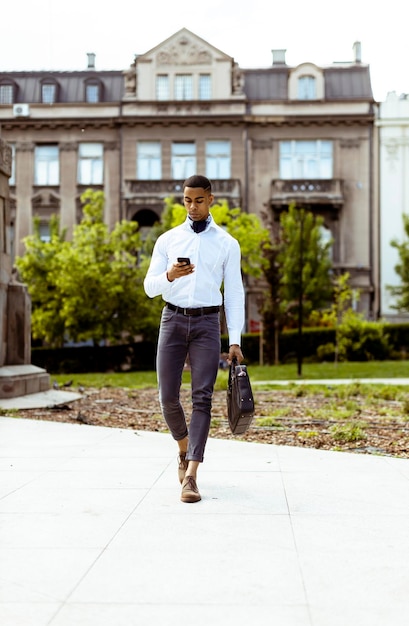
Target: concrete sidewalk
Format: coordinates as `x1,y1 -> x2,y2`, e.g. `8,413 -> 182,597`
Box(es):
1,416 -> 409,626
252,377 -> 409,386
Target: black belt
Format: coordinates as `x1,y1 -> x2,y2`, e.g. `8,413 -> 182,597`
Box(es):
166,302 -> 220,316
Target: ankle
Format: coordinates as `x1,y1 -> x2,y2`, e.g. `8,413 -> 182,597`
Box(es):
178,437 -> 189,455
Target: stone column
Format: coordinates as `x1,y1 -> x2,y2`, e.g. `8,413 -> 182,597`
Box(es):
60,142 -> 78,238
6,282 -> 31,364
0,137 -> 12,365
14,141 -> 34,257
0,135 -> 31,366
104,141 -> 120,229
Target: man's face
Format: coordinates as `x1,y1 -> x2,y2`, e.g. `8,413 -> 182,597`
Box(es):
183,186 -> 214,221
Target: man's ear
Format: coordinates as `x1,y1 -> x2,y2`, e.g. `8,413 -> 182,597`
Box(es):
208,193 -> 214,206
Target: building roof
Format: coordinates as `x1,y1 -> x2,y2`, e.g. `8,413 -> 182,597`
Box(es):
324,66 -> 373,100
0,71 -> 124,103
242,69 -> 289,100
0,32 -> 374,104
241,65 -> 373,101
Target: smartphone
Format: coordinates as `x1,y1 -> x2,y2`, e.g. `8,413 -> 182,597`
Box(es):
177,257 -> 191,265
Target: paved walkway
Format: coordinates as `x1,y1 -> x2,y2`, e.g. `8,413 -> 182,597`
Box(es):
1,416 -> 409,626
252,377 -> 409,386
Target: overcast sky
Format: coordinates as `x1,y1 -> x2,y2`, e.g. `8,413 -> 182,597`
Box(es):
1,0 -> 407,101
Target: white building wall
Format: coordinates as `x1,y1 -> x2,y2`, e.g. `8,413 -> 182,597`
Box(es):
379,91 -> 409,318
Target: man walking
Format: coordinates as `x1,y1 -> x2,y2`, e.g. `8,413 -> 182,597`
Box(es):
144,175 -> 245,503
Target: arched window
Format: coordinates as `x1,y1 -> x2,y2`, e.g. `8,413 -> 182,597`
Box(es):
131,208 -> 160,240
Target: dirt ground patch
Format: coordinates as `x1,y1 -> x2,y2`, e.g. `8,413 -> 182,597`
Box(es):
16,384 -> 409,459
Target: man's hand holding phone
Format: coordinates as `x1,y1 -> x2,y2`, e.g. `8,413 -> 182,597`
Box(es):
166,257 -> 195,282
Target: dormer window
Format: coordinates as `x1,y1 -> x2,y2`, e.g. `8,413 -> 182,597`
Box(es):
84,78 -> 102,103
41,79 -> 58,104
298,75 -> 316,100
289,64 -> 323,101
42,84 -> 56,103
0,81 -> 15,104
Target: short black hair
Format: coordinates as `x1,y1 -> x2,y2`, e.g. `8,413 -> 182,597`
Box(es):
183,175 -> 212,192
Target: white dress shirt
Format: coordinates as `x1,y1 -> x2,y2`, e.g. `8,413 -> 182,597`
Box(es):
144,215 -> 245,346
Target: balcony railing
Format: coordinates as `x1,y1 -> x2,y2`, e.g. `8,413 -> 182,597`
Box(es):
124,179 -> 241,201
270,179 -> 344,209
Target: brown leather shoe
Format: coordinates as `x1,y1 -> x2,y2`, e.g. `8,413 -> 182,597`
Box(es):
180,475 -> 201,503
178,453 -> 189,484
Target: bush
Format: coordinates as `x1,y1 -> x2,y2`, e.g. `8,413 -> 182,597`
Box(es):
32,341 -> 156,374
317,314 -> 390,362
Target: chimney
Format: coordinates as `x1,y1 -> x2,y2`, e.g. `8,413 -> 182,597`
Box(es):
271,49 -> 286,65
87,53 -> 96,69
353,41 -> 361,64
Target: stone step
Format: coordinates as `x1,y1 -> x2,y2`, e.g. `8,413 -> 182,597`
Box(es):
0,364 -> 50,399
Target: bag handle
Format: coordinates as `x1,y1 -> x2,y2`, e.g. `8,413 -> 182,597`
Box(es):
228,356 -> 238,389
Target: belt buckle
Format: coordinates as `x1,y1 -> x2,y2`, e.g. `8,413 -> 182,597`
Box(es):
183,308 -> 190,316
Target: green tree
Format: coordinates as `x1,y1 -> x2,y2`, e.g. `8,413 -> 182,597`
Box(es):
144,197 -> 271,278
317,273 -> 390,362
16,189 -> 161,347
316,272 -> 358,363
14,215 -> 67,346
262,204 -> 333,367
388,213 -> 409,311
277,204 -> 333,324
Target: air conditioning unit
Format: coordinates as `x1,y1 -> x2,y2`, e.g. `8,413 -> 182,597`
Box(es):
12,103 -> 30,117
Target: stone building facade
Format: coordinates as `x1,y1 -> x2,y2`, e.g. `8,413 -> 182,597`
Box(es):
0,29 -> 377,328
377,91 -> 409,320
0,126 -> 49,397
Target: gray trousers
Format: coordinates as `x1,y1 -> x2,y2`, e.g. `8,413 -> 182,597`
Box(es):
156,306 -> 221,462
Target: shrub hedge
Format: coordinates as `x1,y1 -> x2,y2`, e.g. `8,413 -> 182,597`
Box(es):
31,322 -> 409,373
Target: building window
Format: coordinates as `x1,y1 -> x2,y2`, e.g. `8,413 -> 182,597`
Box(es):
206,140 -> 231,179
171,142 -> 196,179
280,140 -> 332,179
9,144 -> 16,185
199,74 -> 212,100
34,145 -> 59,185
297,76 -> 316,100
86,84 -> 100,103
42,83 -> 57,104
0,84 -> 14,104
137,141 -> 161,179
39,221 -> 51,243
156,75 -> 170,100
78,143 -> 103,184
174,74 -> 193,100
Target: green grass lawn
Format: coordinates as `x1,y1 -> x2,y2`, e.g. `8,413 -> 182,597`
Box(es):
52,360 -> 409,390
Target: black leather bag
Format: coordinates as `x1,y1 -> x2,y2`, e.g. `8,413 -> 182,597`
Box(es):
227,358 -> 255,435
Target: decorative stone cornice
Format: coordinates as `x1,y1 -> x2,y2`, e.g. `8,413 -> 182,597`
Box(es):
339,139 -> 361,149
156,35 -> 212,66
15,142 -> 35,153
381,136 -> 409,148
60,142 -> 79,152
32,189 -> 61,209
251,139 -> 273,149
104,141 -> 120,151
